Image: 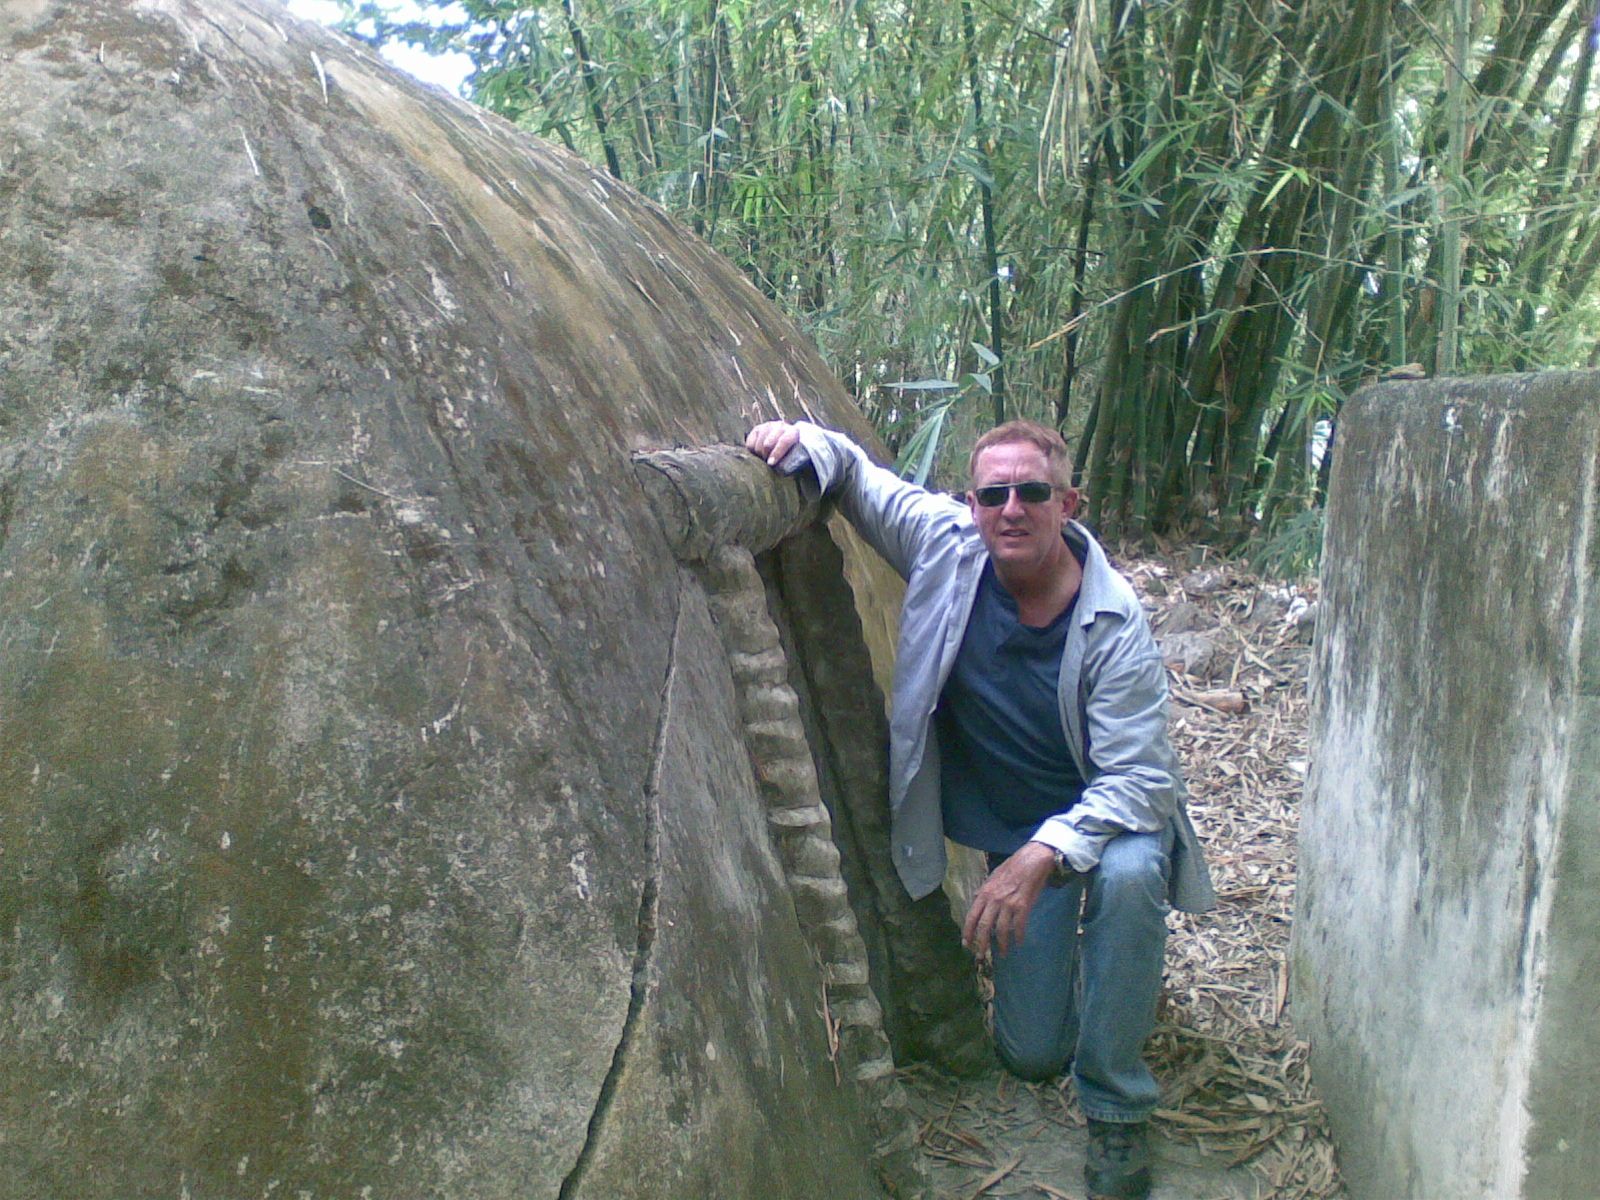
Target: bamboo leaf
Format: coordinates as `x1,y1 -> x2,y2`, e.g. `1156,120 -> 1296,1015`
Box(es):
894,399 -> 955,485
1120,127 -> 1182,188
1261,166 -> 1307,208
882,378 -> 960,391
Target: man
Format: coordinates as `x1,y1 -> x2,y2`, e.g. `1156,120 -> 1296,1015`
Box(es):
745,418 -> 1214,1200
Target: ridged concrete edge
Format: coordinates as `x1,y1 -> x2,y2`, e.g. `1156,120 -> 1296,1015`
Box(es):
700,544 -> 927,1197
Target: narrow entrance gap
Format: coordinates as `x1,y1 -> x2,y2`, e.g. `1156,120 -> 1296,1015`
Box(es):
756,525 -> 990,1076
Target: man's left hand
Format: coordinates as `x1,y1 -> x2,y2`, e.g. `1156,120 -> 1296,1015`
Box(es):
962,841 -> 1058,959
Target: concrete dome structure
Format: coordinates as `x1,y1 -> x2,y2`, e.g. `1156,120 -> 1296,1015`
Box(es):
0,2 -> 982,1195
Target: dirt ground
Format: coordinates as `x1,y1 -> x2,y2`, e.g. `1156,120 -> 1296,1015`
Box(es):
901,547 -> 1343,1200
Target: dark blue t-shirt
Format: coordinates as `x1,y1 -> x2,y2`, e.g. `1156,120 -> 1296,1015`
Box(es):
936,556 -> 1087,854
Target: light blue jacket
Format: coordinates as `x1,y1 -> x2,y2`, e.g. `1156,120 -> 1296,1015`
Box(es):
786,423 -> 1215,913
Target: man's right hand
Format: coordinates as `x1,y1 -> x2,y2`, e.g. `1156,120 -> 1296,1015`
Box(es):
962,840 -> 1057,960
745,421 -> 802,468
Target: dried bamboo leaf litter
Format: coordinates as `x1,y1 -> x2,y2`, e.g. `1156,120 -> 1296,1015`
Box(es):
1139,552 -> 1341,1199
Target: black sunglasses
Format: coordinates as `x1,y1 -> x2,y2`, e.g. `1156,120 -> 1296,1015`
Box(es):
972,481 -> 1055,507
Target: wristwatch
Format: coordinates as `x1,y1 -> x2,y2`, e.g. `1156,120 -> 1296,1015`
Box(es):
1047,847 -> 1076,886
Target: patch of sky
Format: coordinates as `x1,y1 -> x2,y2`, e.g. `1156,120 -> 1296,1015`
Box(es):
283,0 -> 474,95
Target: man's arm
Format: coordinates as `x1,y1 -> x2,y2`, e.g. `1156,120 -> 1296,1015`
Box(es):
1029,612 -> 1180,873
745,420 -> 966,579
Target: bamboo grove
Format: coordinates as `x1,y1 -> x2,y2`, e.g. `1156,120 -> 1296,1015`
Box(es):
344,0 -> 1600,558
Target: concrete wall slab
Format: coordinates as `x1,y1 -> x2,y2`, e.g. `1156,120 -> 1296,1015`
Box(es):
1293,372 -> 1600,1199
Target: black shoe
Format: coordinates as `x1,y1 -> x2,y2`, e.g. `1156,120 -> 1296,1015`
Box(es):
1084,1119 -> 1152,1200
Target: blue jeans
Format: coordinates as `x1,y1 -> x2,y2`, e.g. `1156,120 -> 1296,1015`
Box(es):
987,828 -> 1172,1122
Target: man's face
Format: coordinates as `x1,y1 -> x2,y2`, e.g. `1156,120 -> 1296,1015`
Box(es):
968,441 -> 1079,573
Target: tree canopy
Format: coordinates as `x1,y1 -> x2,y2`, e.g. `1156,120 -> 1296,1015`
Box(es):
340,0 -> 1600,562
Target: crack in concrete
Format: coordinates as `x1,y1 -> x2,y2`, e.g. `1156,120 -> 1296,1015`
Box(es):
556,574 -> 680,1200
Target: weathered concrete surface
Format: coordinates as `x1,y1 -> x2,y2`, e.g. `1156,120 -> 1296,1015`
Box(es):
0,1 -> 916,1196
1293,372 -> 1600,1199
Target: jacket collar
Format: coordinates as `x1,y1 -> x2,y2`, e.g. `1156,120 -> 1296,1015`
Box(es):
1066,521 -> 1132,624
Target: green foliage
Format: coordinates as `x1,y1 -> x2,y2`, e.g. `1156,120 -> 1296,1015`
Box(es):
1250,506 -> 1326,582
340,0 -> 1600,566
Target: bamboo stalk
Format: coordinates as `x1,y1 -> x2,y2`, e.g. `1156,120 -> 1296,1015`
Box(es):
561,0 -> 624,180
1436,0 -> 1471,375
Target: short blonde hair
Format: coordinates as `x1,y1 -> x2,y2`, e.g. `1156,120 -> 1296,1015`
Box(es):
968,420 -> 1073,490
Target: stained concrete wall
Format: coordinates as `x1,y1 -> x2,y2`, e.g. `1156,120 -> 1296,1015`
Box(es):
1293,372 -> 1600,1199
